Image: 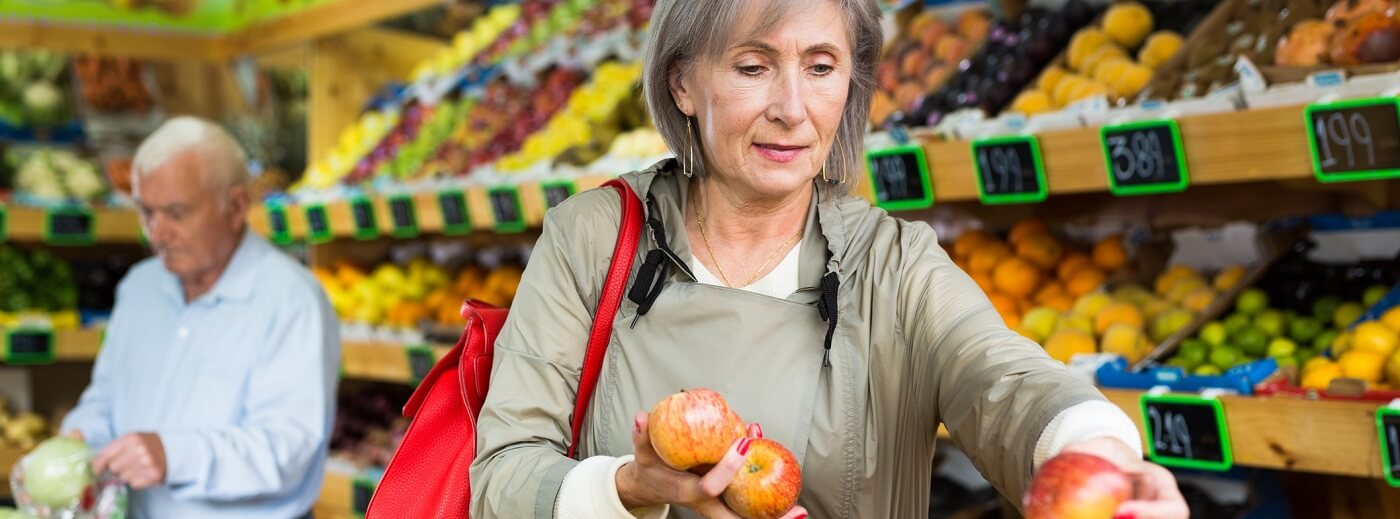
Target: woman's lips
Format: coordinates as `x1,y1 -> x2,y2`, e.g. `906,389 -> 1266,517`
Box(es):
752,143 -> 808,163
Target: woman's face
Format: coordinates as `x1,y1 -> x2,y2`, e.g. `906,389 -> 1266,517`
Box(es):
672,1 -> 852,200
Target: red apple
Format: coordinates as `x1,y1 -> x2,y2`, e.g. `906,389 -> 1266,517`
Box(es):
1024,452 -> 1132,519
648,388 -> 746,471
722,439 -> 802,519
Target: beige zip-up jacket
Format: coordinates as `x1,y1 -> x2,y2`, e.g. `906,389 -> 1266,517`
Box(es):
470,159 -> 1106,518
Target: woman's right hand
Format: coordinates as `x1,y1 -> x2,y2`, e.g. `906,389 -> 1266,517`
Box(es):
615,412 -> 808,519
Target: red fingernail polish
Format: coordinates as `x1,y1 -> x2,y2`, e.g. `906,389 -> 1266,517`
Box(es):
753,423 -> 764,438
738,439 -> 752,456
634,418 -> 641,434
1113,513 -> 1134,519
795,514 -> 807,519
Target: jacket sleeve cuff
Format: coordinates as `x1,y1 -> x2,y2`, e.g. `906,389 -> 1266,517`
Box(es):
555,455 -> 669,519
159,430 -> 208,486
1033,400 -> 1144,469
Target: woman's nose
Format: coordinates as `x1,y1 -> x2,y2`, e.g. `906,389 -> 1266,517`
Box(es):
765,70 -> 808,127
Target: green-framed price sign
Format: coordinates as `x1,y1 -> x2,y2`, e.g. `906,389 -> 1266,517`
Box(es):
488,186 -> 526,233
45,207 -> 96,246
1304,97 -> 1400,183
1140,392 -> 1233,471
351,477 -> 377,518
0,203 -> 7,242
348,197 -> 380,241
266,204 -> 292,245
436,190 -> 472,236
1377,407 -> 1400,487
1101,119 -> 1190,196
386,195 -> 420,239
304,203 -> 332,244
4,328 -> 56,365
541,180 -> 578,210
406,345 -> 434,385
866,145 -> 934,211
970,135 -> 1048,205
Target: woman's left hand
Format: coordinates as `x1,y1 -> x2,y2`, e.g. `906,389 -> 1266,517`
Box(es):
1061,437 -> 1188,519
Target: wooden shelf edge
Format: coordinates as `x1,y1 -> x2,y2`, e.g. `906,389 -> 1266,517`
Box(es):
5,206 -> 144,244
340,339 -> 451,384
939,388 -> 1382,479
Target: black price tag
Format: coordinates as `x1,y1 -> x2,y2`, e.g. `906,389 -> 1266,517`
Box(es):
865,145 -> 933,211
406,346 -> 434,384
1305,97 -> 1400,182
541,181 -> 577,209
304,204 -> 332,244
387,196 -> 419,239
349,197 -> 379,240
489,187 -> 525,233
351,477 -> 376,516
45,207 -> 96,246
4,328 -> 55,365
266,205 -> 292,245
1101,119 -> 1190,196
971,136 -> 1048,205
1140,393 -> 1233,471
437,190 -> 472,236
1378,408 -> 1400,487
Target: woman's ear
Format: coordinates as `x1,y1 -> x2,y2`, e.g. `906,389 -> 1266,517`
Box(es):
668,66 -> 694,116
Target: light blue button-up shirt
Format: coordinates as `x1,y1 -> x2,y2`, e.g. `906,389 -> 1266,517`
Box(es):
63,230 -> 340,519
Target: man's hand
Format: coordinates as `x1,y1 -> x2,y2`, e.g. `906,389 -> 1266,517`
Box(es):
93,433 -> 167,489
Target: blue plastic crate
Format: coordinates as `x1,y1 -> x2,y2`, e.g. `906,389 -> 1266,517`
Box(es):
1096,356 -> 1277,395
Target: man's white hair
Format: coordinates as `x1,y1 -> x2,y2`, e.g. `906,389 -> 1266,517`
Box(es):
132,116 -> 249,192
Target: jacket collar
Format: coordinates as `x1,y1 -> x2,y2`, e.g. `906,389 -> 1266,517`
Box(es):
624,159 -> 849,292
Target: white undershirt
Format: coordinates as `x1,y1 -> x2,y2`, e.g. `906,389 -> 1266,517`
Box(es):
688,242 -> 802,299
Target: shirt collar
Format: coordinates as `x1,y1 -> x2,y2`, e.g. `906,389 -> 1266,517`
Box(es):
182,229 -> 266,306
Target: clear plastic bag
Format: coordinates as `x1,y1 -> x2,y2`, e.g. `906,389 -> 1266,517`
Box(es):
10,438 -> 127,519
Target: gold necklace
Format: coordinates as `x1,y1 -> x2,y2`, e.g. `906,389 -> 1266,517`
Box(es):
694,192 -> 804,288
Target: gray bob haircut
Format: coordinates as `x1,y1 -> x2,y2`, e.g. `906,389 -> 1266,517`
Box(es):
642,0 -> 883,196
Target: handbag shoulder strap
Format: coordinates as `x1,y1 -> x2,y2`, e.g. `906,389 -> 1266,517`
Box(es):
567,178 -> 643,458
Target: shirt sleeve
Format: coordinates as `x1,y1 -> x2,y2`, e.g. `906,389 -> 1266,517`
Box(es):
1033,401 -> 1144,468
160,290 -> 340,501
555,455 -> 669,519
61,318 -> 122,448
897,222 -> 1107,506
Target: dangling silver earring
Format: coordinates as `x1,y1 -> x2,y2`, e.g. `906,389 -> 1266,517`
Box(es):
683,117 -> 697,178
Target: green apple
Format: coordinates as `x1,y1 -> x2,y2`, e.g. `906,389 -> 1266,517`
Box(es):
1313,329 -> 1340,351
1334,302 -> 1365,329
1236,288 -> 1270,315
1364,285 -> 1390,307
1210,347 -> 1244,370
1267,337 -> 1298,358
1274,355 -> 1299,370
1313,295 -> 1343,321
1289,317 -> 1323,343
1165,357 -> 1198,372
1254,310 -> 1286,338
1194,364 -> 1224,376
1200,322 -> 1229,347
1235,326 -> 1270,357
1223,312 -> 1252,335
1178,340 -> 1209,365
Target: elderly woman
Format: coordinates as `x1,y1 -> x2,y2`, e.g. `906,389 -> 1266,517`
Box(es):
471,1 -> 1188,518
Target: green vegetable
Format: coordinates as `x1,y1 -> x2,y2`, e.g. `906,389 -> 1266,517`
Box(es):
21,437 -> 93,509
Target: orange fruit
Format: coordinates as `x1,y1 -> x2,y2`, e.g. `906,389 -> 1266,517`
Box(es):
1057,252 -> 1093,282
1340,350 -> 1385,383
1065,266 -> 1107,297
1092,236 -> 1128,271
970,270 -> 996,294
1016,234 -> 1065,271
1043,294 -> 1075,313
994,257 -> 1043,298
968,242 -> 1013,273
989,292 -> 1022,326
1094,302 -> 1145,335
1044,329 -> 1098,363
1008,219 -> 1049,246
1035,281 -> 1068,304
953,230 -> 992,259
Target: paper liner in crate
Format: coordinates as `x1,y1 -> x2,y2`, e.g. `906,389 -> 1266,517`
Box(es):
11,438 -> 127,519
1097,356 -> 1278,395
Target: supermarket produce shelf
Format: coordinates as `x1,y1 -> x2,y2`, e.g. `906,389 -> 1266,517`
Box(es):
4,205 -> 143,244
340,340 -> 452,385
249,175 -> 619,240
0,327 -> 103,364
0,0 -> 445,61
877,103 -> 1324,203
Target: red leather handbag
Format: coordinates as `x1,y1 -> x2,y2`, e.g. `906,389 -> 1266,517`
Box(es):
366,179 -> 643,518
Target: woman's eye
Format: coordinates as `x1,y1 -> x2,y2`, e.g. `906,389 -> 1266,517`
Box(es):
811,64 -> 835,75
738,65 -> 766,76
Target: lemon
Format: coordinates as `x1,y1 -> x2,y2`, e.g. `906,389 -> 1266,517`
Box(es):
1383,307 -> 1400,332
1341,351 -> 1386,382
1353,321 -> 1400,357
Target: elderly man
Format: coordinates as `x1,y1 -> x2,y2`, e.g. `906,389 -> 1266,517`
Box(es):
62,116 -> 340,519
